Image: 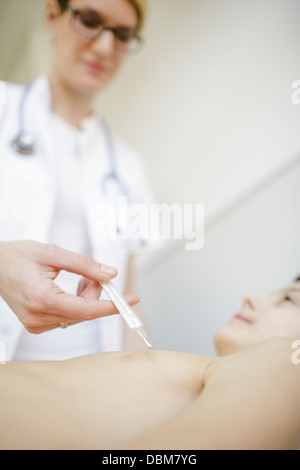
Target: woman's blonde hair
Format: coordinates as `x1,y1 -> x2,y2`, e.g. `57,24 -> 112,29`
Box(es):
128,0 -> 147,33
57,0 -> 147,33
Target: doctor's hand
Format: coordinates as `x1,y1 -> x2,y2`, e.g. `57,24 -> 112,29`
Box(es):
0,240 -> 140,334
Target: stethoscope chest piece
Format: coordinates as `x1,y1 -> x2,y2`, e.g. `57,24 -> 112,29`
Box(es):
12,131 -> 36,156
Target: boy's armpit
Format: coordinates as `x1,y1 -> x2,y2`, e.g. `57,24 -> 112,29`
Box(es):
124,338 -> 300,450
198,337 -> 300,449
204,337 -> 300,386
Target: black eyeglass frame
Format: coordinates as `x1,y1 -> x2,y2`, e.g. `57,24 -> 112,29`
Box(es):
61,4 -> 144,54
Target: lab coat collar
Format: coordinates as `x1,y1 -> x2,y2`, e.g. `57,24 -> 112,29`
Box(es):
31,75 -> 52,112
31,75 -> 100,134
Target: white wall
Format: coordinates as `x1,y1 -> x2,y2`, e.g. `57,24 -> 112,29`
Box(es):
0,0 -> 47,80
136,160 -> 300,354
2,0 -> 300,208
1,0 -> 300,354
100,0 -> 300,213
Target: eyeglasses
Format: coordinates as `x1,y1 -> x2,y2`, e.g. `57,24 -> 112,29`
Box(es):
61,5 -> 144,54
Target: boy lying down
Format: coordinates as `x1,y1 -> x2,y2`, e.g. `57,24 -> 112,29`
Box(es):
0,278 -> 300,450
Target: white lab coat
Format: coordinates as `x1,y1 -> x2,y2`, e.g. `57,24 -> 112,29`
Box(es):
0,76 -> 157,361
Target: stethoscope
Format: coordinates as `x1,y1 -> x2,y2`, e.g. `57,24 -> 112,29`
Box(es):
11,83 -> 36,156
11,82 -> 130,200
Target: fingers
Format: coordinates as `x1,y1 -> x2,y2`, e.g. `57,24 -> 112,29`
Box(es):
77,277 -> 89,297
46,295 -> 121,321
23,292 -> 141,334
25,295 -> 141,334
45,245 -> 118,282
25,321 -> 81,335
1,241 -> 141,335
10,242 -> 141,333
50,293 -> 140,320
77,279 -> 103,300
22,300 -> 117,334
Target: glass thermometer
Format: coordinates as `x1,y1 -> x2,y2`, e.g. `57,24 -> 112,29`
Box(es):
100,281 -> 152,349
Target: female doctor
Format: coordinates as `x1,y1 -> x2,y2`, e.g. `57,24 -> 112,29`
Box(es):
0,0 -> 156,361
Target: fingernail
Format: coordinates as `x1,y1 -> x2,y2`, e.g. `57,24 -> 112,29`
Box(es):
100,264 -> 118,276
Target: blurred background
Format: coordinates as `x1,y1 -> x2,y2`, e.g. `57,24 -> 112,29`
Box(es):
1,0 -> 300,355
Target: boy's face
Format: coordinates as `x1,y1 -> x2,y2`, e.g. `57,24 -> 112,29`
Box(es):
214,281 -> 300,356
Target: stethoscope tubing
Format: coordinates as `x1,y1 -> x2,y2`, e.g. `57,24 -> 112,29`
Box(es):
11,81 -> 130,201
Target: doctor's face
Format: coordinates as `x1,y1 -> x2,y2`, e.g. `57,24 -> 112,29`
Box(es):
214,280 -> 300,356
47,0 -> 139,97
